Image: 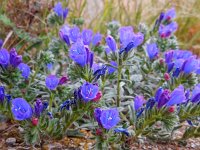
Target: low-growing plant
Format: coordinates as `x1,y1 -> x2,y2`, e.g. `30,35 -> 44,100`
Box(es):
0,2 -> 200,149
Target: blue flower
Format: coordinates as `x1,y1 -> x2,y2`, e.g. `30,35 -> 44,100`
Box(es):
34,99 -> 43,117
182,56 -> 198,74
94,108 -> 120,130
46,63 -> 53,71
134,95 -> 145,111
92,33 -> 102,46
164,50 -> 174,63
159,22 -> 178,38
155,87 -> 163,102
0,39 -> 3,48
80,82 -> 99,102
107,61 -> 117,74
172,59 -> 185,77
0,49 -> 10,65
146,43 -> 159,60
166,85 -> 186,106
146,98 -> 156,110
105,35 -> 117,52
105,46 -> 111,54
82,29 -> 93,45
163,8 -> 176,22
119,26 -> 134,48
11,98 -> 32,121
69,40 -> 87,67
10,48 -> 22,68
45,75 -> 59,90
59,25 -> 70,46
18,63 -> 31,79
191,84 -> 200,103
114,128 -> 129,136
157,89 -> 171,108
0,86 -> 5,103
69,26 -> 80,43
53,2 -> 68,20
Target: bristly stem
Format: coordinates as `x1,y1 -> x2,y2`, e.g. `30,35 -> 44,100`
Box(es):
116,54 -> 122,107
49,92 -> 54,112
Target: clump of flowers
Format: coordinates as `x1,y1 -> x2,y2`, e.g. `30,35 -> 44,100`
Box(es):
1,3 -> 200,149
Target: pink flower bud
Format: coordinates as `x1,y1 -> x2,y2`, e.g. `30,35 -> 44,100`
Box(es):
31,117 -> 39,126
168,106 -> 176,113
164,73 -> 170,81
92,91 -> 102,102
59,76 -> 69,85
96,128 -> 102,136
159,58 -> 164,65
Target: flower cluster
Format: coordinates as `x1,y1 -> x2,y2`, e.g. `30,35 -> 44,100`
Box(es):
0,48 -> 30,79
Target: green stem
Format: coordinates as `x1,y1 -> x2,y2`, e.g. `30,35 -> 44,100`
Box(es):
116,62 -> 122,107
49,92 -> 54,112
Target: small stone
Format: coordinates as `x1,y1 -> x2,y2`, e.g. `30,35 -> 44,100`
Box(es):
6,138 -> 16,146
43,143 -> 62,150
79,142 -> 85,146
191,143 -> 196,148
18,126 -> 24,133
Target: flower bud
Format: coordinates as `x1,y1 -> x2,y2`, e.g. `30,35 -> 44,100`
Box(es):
159,58 -> 164,65
92,91 -> 102,102
164,73 -> 170,81
59,76 -> 69,85
168,106 -> 176,113
31,117 -> 39,126
96,128 -> 103,136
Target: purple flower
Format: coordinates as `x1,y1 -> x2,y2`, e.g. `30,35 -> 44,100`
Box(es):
69,26 -> 80,43
157,89 -> 171,108
105,35 -> 117,52
11,98 -> 32,121
0,49 -> 10,65
82,29 -> 93,45
114,128 -> 129,136
34,99 -> 43,117
191,84 -> 200,103
80,82 -> 99,102
10,48 -> 22,68
155,87 -> 164,102
134,95 -> 146,111
121,32 -> 144,53
173,50 -> 193,59
107,61 -> 117,74
69,40 -> 87,67
45,75 -> 59,90
172,59 -> 185,77
92,63 -> 102,73
159,22 -> 178,38
119,26 -> 134,48
105,46 -> 111,54
18,63 -> 31,79
182,56 -> 198,74
58,76 -> 68,85
47,63 -> 53,71
85,46 -> 94,68
163,8 -> 176,22
53,2 -> 68,20
92,33 -> 102,46
164,50 -> 174,63
0,39 -> 3,48
0,86 -> 5,103
166,85 -> 186,106
59,25 -> 70,46
146,43 -> 159,60
94,108 -> 120,130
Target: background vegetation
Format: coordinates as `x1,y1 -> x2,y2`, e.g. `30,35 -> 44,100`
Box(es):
0,0 -> 200,55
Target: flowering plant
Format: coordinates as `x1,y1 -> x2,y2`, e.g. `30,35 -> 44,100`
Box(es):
0,3 -> 200,149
